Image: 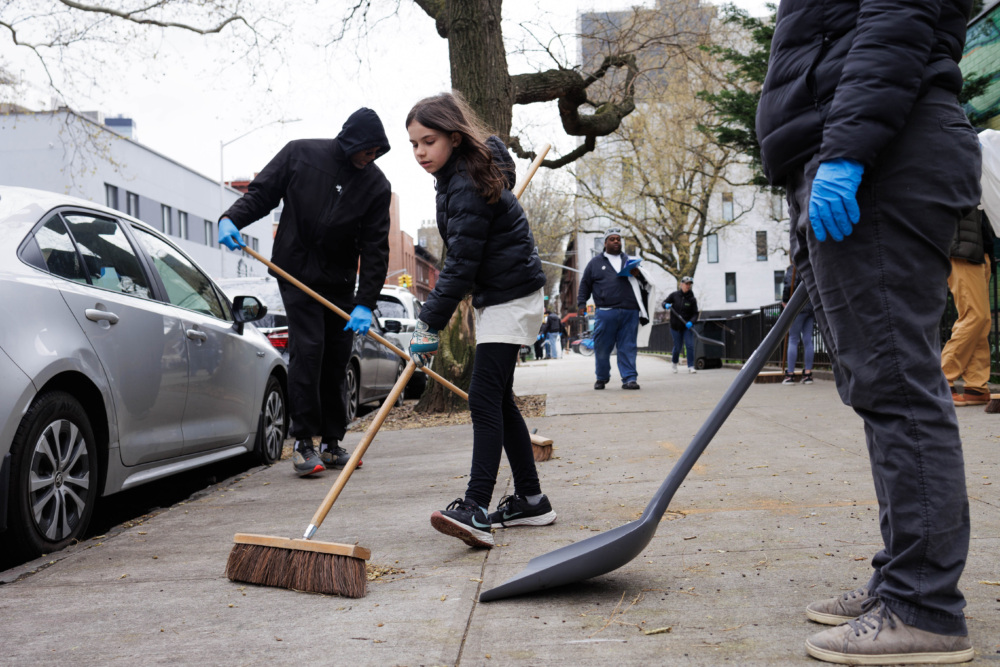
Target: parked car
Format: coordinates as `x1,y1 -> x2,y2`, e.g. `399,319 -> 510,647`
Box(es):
219,276 -> 408,420
377,285 -> 427,398
0,186 -> 288,560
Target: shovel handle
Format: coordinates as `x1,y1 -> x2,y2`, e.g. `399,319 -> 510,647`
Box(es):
304,360 -> 418,538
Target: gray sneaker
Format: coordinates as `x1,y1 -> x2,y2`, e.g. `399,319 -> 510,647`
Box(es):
807,587 -> 871,625
292,440 -> 325,477
805,601 -> 974,665
320,444 -> 359,469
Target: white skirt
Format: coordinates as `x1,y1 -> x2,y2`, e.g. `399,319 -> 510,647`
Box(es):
474,288 -> 545,346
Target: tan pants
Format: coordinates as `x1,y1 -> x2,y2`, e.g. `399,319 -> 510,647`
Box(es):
941,256 -> 992,394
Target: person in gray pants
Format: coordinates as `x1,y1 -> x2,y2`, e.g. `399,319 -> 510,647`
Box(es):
757,0 -> 980,663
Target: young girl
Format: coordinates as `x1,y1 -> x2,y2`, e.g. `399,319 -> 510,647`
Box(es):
406,92 -> 557,548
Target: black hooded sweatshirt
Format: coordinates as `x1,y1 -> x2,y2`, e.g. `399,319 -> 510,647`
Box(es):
418,136 -> 546,331
221,108 -> 392,309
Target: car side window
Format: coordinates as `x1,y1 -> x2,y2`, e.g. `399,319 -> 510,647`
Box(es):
58,213 -> 153,299
34,215 -> 88,284
131,226 -> 227,320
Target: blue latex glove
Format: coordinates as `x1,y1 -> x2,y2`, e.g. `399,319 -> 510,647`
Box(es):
662,302 -> 671,310
344,305 -> 373,335
685,320 -> 693,329
410,320 -> 439,368
218,217 -> 244,250
808,159 -> 864,242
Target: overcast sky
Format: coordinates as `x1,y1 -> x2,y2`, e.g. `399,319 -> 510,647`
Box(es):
5,0 -> 771,238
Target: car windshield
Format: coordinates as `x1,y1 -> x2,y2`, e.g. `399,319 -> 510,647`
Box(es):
376,297 -> 408,319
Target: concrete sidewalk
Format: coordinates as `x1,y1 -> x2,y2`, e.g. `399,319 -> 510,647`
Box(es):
1,352 -> 997,665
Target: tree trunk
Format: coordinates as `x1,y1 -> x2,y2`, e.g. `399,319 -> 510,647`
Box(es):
446,0 -> 513,138
414,297 -> 475,413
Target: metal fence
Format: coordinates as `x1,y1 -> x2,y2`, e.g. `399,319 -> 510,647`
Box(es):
642,269 -> 1000,379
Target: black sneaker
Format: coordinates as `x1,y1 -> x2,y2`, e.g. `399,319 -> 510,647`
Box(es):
782,372 -> 795,385
802,372 -> 813,385
622,381 -> 640,390
430,498 -> 494,548
488,494 -> 557,529
594,380 -> 606,390
320,444 -> 361,469
292,440 -> 325,477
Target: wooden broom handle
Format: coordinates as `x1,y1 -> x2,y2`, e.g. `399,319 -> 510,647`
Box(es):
305,360 -> 417,537
243,247 -> 470,400
513,144 -> 550,199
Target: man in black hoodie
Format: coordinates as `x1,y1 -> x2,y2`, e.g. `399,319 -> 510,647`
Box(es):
219,108 -> 392,477
757,1 -> 979,663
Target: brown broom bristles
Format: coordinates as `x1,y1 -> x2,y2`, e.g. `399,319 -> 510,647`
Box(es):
985,394 -> 1000,414
226,543 -> 367,598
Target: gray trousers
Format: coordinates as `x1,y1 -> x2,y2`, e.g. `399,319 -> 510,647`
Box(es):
786,87 -> 980,636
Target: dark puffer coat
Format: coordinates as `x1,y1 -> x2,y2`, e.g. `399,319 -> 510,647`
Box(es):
756,0 -> 972,184
221,108 -> 392,309
418,137 -> 547,331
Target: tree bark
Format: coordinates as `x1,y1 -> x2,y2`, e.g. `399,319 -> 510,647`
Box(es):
414,297 -> 475,413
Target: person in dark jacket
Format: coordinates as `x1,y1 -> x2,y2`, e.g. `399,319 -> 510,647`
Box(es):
780,265 -> 815,385
577,229 -> 649,390
756,1 -> 979,662
218,108 -> 392,478
405,92 -> 555,550
541,309 -> 561,359
662,276 -> 699,374
942,209 -> 996,406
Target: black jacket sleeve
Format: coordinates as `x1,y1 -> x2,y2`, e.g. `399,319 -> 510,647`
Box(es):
222,143 -> 292,228
354,187 -> 392,310
419,181 -> 492,331
578,259 -> 594,309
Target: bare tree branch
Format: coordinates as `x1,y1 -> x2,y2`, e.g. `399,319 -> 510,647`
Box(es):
54,0 -> 247,34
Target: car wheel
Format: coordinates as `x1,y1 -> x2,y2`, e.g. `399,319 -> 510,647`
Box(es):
251,375 -> 286,465
8,391 -> 99,559
344,361 -> 360,423
393,361 -> 406,407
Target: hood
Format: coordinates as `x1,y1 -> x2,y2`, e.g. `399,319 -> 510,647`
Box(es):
336,108 -> 391,162
486,135 -> 516,190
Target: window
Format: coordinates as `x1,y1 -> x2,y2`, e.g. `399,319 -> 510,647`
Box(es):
706,233 -> 718,263
770,192 -> 784,219
725,272 -> 737,303
756,231 -> 768,261
204,220 -> 215,247
722,192 -> 734,221
126,191 -> 139,218
775,270 -> 785,301
240,233 -> 249,249
177,211 -> 188,240
161,205 -> 172,235
132,227 -> 227,319
34,215 -> 88,284
104,184 -> 119,211
60,213 -> 152,299
251,237 -> 259,252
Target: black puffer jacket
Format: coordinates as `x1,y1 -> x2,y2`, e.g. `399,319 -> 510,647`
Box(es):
951,208 -> 988,263
419,137 -> 546,331
663,289 -> 699,330
221,108 -> 392,309
756,0 -> 972,184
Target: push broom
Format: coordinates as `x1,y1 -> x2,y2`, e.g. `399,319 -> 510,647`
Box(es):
226,360 -> 417,597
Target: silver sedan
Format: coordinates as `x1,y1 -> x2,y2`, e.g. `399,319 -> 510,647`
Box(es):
0,186 -> 288,560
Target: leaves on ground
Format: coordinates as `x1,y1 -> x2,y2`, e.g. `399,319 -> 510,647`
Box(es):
347,394 -> 546,433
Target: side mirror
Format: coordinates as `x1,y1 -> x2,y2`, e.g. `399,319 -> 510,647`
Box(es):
232,295 -> 268,334
382,319 -> 403,334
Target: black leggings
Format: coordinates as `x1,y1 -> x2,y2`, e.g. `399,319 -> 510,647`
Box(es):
464,343 -> 542,508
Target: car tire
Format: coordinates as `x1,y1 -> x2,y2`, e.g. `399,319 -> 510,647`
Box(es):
250,375 -> 286,465
8,391 -> 99,559
344,361 -> 360,423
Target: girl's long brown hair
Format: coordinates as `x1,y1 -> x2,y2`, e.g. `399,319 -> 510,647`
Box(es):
406,92 -> 508,204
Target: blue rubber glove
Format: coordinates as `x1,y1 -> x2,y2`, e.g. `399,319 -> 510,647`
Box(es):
218,217 -> 244,250
685,320 -> 693,329
344,305 -> 373,335
410,320 -> 439,368
808,159 -> 864,242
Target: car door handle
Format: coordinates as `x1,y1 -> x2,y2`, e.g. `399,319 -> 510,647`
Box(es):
85,308 -> 119,325
185,329 -> 208,342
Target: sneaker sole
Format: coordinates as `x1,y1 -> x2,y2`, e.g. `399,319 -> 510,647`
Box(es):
294,463 -> 325,477
805,607 -> 854,625
321,460 -> 363,469
805,640 -> 975,665
491,510 -> 557,529
430,512 -> 494,548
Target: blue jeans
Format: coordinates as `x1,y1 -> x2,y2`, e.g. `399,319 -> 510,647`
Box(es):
547,332 -> 561,359
593,308 -> 639,383
785,311 -> 815,372
671,328 -> 695,367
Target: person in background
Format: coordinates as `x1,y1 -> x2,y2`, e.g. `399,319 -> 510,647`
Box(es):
541,308 -> 561,359
942,209 -> 996,406
757,0 -> 979,662
781,265 -> 815,385
662,276 -> 699,374
218,108 -> 392,477
577,229 -> 650,390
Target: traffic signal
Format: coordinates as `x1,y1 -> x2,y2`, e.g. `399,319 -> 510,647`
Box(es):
398,274 -> 406,287
397,274 -> 413,288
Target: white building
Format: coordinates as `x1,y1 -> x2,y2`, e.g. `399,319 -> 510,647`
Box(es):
0,107 -> 274,279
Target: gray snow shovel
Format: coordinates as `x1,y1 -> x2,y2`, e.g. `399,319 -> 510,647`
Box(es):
479,287 -> 809,602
